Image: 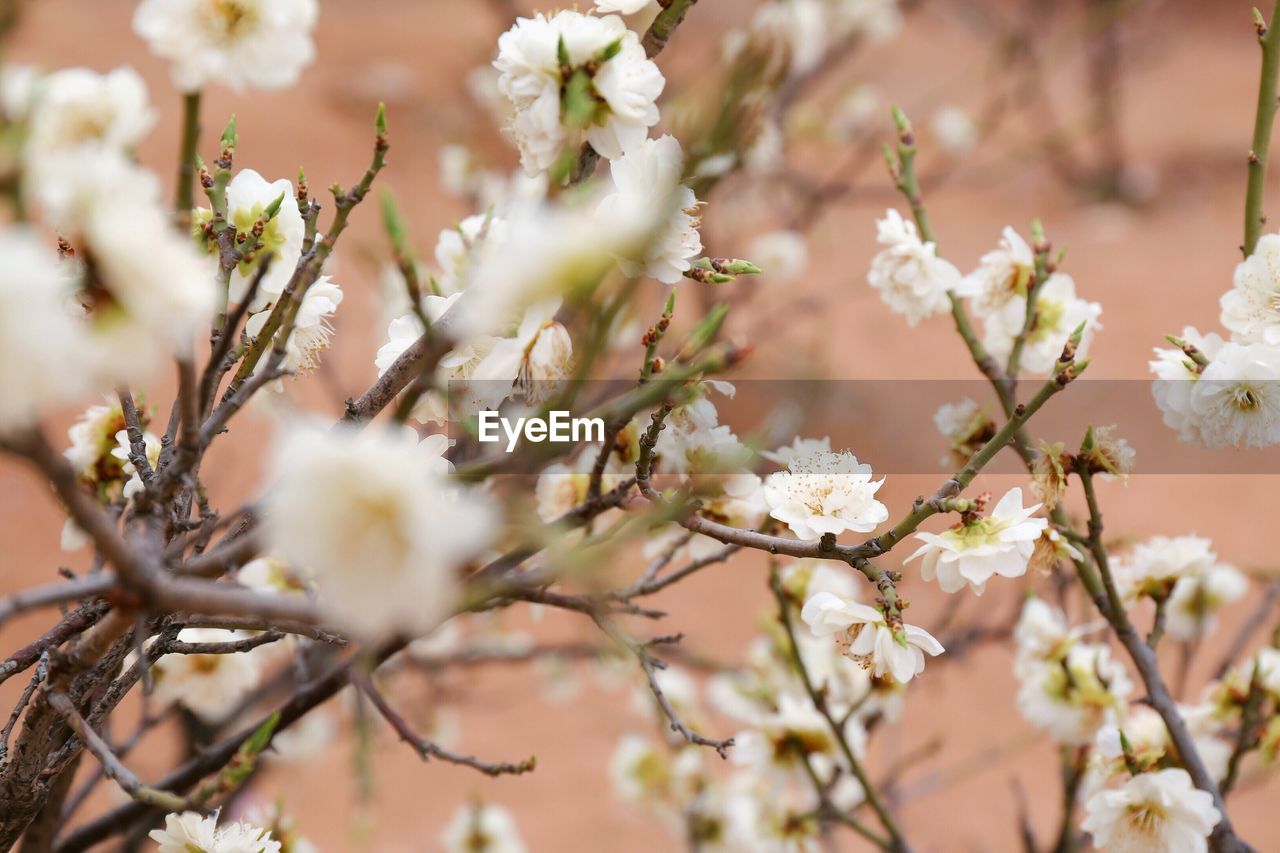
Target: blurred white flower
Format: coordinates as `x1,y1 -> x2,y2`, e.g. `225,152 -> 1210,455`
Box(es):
0,229 -> 89,432
595,0 -> 657,14
1113,534 -> 1217,599
263,425 -> 499,639
0,64 -> 40,122
494,11 -> 663,175
801,590 -> 944,683
763,449 -> 888,539
962,225 -> 1034,316
1221,232 -> 1280,344
1165,563 -> 1248,640
760,435 -> 831,466
748,230 -> 808,282
149,628 -> 265,723
867,209 -> 962,325
1186,341 -> 1280,448
1081,768 -> 1220,852
1016,642 -> 1130,745
434,213 -> 507,295
598,135 -> 703,284
472,299 -> 575,404
981,272 -> 1102,375
1013,596 -> 1099,679
133,0 -> 319,92
930,105 -> 977,157
441,802 -> 527,853
151,811 -> 281,853
906,487 -> 1047,595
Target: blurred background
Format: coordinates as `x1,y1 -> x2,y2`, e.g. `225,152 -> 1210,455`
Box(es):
2,0 -> 1279,849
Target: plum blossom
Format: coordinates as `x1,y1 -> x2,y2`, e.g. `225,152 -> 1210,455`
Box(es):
801,591 -> 944,683
1221,232 -> 1280,344
748,229 -> 808,282
962,225 -> 1034,316
906,488 -> 1048,595
981,273 -> 1102,375
1148,326 -> 1225,443
867,208 -> 962,325
763,449 -> 888,539
931,105 -> 976,157
441,802 -> 527,853
148,628 -> 265,723
1113,534 -> 1217,599
202,169 -> 305,309
1186,341 -> 1280,448
597,135 -> 703,284
1165,563 -> 1249,640
494,11 -> 664,174
262,425 -> 499,640
1016,642 -> 1131,745
761,435 -> 831,467
1081,768 -> 1220,852
244,275 -> 343,379
133,0 -> 319,93
150,810 -> 280,853
0,229 -> 89,432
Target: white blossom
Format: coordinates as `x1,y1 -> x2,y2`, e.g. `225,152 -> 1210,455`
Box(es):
982,273 -> 1102,375
906,487 -> 1048,595
867,209 -> 962,325
244,275 -> 342,379
762,449 -> 888,539
801,591 -> 944,683
263,425 -> 499,639
1221,232 -> 1280,344
213,169 -> 305,308
0,228 -> 90,431
472,299 -> 575,404
962,225 -> 1035,316
434,213 -> 507,295
23,66 -> 154,211
149,628 -> 265,723
133,0 -> 319,93
150,810 -> 281,853
1016,642 -> 1130,745
598,135 -> 703,284
441,803 -> 527,853
1013,596 -> 1100,679
494,11 -> 664,174
1165,563 -> 1248,641
1185,341 -> 1280,448
1148,326 -> 1225,443
1081,768 -> 1220,852
0,64 -> 40,123
760,435 -> 831,467
1113,534 -> 1217,599
111,427 -> 160,499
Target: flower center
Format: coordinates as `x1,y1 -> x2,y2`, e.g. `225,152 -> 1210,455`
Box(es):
1124,802 -> 1167,838
1231,385 -> 1261,411
203,0 -> 259,41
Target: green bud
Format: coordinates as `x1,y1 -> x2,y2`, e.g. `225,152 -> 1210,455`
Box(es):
263,191 -> 286,220
890,105 -> 911,134
596,38 -> 622,63
721,259 -> 762,275
1081,424 -> 1096,453
682,303 -> 728,354
664,289 -> 676,316
220,114 -> 238,150
375,101 -> 388,136
561,67 -> 599,129
380,190 -> 410,253
557,34 -> 571,70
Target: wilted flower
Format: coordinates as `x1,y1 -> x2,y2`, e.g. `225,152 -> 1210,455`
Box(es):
1030,441 -> 1070,510
763,449 -> 888,540
906,488 -> 1048,595
133,0 -> 319,93
801,591 -> 944,683
867,208 -> 962,325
